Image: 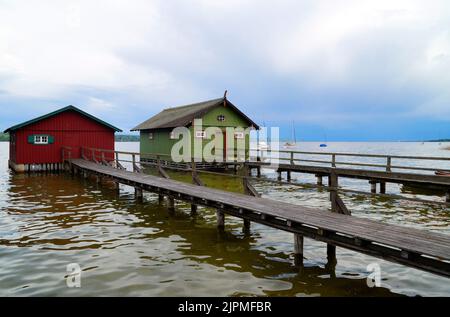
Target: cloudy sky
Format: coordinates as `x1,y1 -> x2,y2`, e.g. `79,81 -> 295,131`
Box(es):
0,0 -> 449,141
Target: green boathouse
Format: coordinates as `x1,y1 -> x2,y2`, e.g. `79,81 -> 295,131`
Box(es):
131,95 -> 259,165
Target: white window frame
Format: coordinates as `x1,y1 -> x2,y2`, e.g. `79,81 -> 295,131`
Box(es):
195,131 -> 207,139
149,133 -> 154,140
35,135 -> 49,144
234,132 -> 245,139
217,115 -> 225,122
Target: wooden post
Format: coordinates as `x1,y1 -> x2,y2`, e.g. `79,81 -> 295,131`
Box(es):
167,197 -> 175,212
158,195 -> 164,204
132,154 -> 136,172
317,174 -> 323,186
287,170 -> 291,181
370,181 -> 377,193
329,172 -> 338,213
243,219 -> 251,233
257,166 -> 261,178
216,210 -> 225,230
135,187 -> 143,201
290,152 -> 294,165
327,244 -> 337,265
386,156 -> 392,172
446,191 -> 450,203
115,152 -> 120,169
332,154 -> 336,168
277,170 -> 282,181
294,233 -> 304,266
191,204 -> 197,215
380,182 -> 386,194
327,171 -> 338,263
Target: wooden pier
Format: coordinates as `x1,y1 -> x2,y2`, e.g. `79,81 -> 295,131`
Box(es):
247,149 -> 450,201
66,156 -> 450,279
249,162 -> 450,193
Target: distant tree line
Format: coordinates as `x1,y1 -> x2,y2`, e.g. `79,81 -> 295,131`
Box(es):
115,134 -> 140,142
0,133 -> 9,142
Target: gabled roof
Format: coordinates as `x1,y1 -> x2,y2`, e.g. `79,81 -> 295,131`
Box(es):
131,97 -> 259,131
4,105 -> 122,133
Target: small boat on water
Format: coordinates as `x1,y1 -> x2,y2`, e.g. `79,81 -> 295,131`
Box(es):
284,121 -> 297,148
320,144 -> 328,148
435,170 -> 450,176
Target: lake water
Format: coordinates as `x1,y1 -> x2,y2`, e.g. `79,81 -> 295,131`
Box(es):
0,141 -> 449,296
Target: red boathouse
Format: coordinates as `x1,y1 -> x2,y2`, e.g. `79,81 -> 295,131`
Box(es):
4,105 -> 122,172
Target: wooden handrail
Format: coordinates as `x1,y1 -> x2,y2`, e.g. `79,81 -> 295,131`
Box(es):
79,146 -> 450,174
254,148 -> 450,161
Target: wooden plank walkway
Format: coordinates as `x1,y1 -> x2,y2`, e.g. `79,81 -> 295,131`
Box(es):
70,159 -> 450,278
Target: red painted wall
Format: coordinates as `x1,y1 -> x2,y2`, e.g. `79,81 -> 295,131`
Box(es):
12,110 -> 116,164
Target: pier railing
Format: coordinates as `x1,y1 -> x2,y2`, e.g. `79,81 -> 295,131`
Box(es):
74,146 -> 450,178
254,148 -> 450,174
77,146 -> 450,174
74,146 -> 450,206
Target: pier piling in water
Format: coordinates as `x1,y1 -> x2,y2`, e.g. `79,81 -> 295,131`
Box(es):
135,188 -> 143,200
243,218 -> 251,233
294,234 -> 304,266
317,175 -> 323,186
191,204 -> 197,215
370,181 -> 377,193
380,182 -> 386,194
168,197 -> 175,211
216,210 -> 225,229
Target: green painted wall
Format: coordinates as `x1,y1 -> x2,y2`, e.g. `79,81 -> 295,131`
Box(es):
201,105 -> 249,127
140,104 -> 253,161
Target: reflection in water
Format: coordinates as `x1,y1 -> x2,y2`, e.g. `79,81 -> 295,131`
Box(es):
0,142 -> 449,296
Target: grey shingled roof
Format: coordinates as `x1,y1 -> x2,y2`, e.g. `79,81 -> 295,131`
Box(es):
131,97 -> 259,131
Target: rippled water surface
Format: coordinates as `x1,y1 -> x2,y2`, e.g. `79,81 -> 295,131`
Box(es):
0,142 -> 449,296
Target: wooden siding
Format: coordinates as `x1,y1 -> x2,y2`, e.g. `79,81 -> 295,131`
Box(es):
12,110 -> 115,164
140,103 -> 252,159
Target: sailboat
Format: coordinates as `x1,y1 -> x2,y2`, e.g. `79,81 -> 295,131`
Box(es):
258,121 -> 270,151
284,121 -> 297,148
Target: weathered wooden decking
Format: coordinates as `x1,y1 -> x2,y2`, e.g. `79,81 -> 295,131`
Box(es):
70,159 -> 450,278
